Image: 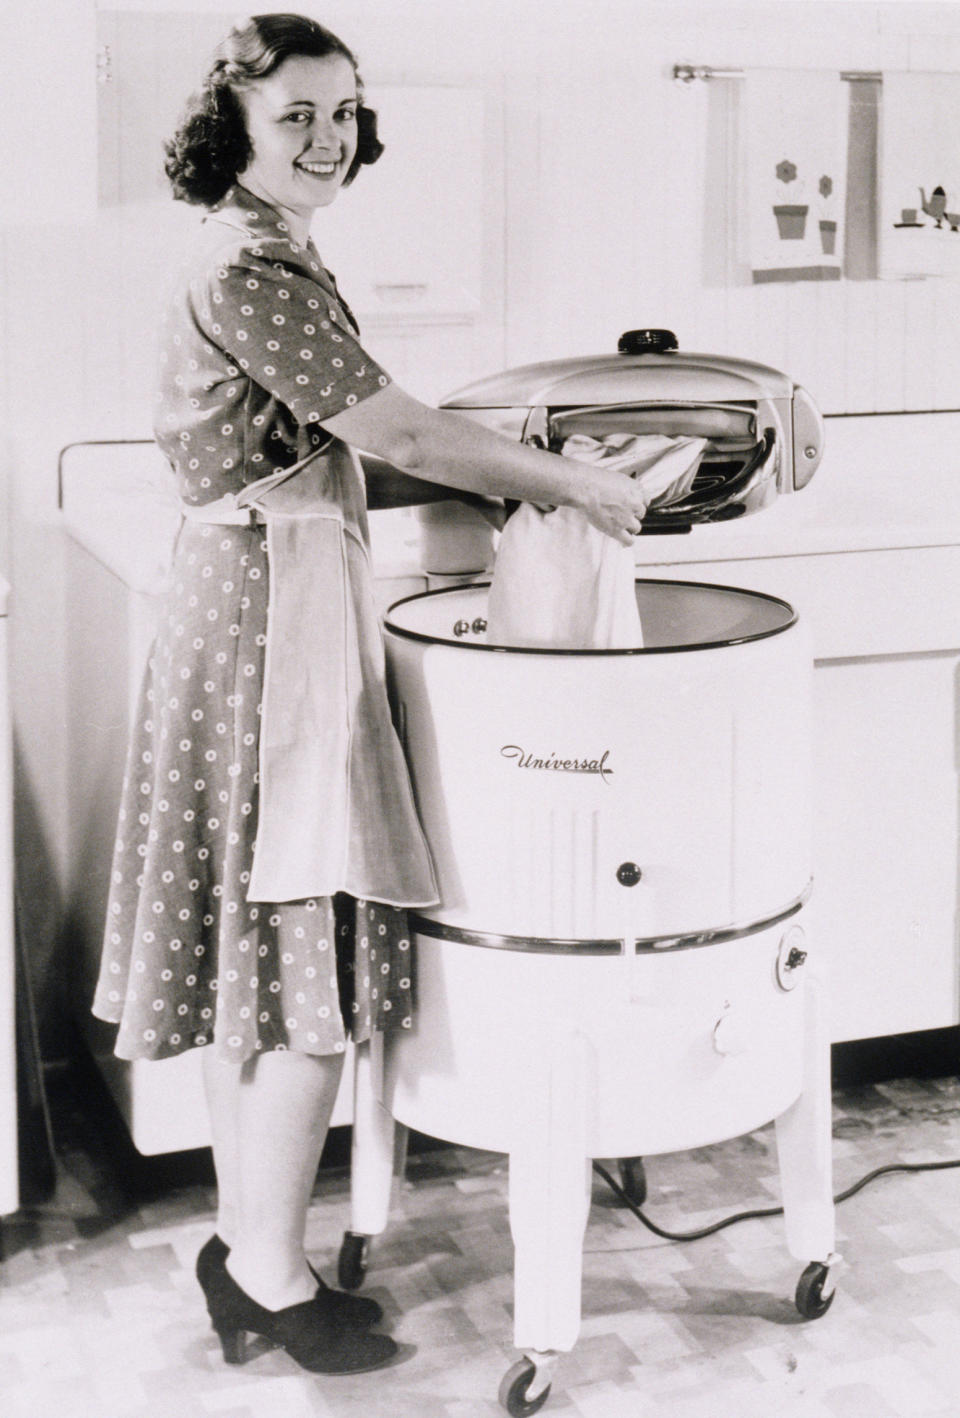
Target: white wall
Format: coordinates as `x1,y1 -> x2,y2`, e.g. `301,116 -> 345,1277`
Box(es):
4,0 -> 960,1051
500,0 -> 960,403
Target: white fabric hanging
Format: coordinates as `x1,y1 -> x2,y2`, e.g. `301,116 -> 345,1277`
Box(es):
741,69 -> 847,283
486,433 -> 706,651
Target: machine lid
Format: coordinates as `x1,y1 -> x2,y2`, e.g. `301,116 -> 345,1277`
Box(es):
440,330 -> 796,409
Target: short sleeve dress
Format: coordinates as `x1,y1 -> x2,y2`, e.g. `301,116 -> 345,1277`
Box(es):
92,186 -> 436,1063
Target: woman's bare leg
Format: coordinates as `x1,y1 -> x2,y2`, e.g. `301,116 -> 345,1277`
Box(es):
202,1045 -> 244,1248
202,1044 -> 346,1309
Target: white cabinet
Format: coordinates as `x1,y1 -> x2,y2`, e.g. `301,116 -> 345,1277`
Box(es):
0,578 -> 17,1214
0,2 -> 97,226
315,86 -> 485,324
810,653 -> 960,1041
95,9 -> 243,209
313,84 -> 496,405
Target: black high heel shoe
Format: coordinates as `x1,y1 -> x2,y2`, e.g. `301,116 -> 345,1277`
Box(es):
196,1234 -> 384,1328
198,1252 -> 398,1374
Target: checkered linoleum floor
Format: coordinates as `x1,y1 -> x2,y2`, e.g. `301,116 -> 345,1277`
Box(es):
4,1070 -> 960,1418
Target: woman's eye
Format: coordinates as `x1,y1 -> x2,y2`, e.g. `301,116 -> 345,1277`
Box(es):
284,112 -> 310,124
336,108 -> 358,123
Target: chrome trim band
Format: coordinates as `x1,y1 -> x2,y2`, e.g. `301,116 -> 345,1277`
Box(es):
409,885 -> 811,956
633,886 -> 810,953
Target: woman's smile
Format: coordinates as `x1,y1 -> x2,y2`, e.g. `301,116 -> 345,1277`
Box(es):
297,157 -> 338,176
294,152 -> 343,183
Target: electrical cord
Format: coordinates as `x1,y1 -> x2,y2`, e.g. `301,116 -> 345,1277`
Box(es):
592,1156 -> 960,1243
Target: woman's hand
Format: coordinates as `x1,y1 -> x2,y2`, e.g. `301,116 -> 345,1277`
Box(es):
575,467 -> 651,546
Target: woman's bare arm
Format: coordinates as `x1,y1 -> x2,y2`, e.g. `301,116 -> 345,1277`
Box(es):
322,383 -> 650,546
358,452 -> 489,509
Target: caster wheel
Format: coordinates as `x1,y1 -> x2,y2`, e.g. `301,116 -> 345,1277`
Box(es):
795,1261 -> 836,1319
498,1358 -> 551,1416
617,1156 -> 647,1208
337,1231 -> 369,1292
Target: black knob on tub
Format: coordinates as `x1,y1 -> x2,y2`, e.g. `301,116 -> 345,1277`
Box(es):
616,861 -> 643,887
618,329 -> 678,355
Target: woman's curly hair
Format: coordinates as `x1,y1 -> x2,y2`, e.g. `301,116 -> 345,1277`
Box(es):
163,13 -> 384,207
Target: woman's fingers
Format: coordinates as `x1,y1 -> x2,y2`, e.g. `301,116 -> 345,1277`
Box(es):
613,486 -> 650,542
581,486 -> 650,543
599,508 -> 644,545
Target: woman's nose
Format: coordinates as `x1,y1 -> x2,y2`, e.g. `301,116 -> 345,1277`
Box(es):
308,114 -> 339,151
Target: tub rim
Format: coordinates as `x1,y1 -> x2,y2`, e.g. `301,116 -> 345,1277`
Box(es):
383,576 -> 798,656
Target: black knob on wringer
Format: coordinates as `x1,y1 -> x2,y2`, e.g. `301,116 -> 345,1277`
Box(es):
616,861 -> 643,887
617,329 -> 678,355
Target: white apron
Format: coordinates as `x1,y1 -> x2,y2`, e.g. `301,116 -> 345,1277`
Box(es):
186,439 -> 439,908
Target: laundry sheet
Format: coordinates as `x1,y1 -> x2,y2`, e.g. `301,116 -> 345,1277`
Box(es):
879,72 -> 960,279
485,433 -> 706,651
740,69 -> 847,283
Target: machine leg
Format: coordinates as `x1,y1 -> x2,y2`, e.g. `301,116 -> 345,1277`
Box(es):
339,1036 -> 407,1291
774,961 -> 839,1312
508,1028 -> 594,1356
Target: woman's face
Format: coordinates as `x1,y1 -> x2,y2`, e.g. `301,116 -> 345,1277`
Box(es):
238,54 -> 359,223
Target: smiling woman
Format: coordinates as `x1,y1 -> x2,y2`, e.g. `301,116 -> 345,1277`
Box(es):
92,8 -> 654,1387
162,15 -> 383,212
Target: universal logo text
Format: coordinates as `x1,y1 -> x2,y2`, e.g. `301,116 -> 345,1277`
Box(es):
500,744 -> 613,785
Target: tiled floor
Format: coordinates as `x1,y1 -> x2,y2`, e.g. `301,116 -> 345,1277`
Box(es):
4,1067 -> 960,1417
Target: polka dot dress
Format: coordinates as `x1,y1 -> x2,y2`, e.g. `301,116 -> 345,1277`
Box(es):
92,187 -> 416,1063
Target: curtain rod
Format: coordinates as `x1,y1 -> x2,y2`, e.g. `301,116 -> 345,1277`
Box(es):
673,64 -> 882,84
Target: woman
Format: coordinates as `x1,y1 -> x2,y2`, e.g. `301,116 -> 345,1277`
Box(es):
92,12 -> 651,1378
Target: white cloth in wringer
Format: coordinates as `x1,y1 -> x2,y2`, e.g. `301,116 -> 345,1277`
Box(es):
485,433 -> 706,650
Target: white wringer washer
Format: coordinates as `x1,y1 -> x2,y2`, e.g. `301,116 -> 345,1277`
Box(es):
341,331 -> 837,1415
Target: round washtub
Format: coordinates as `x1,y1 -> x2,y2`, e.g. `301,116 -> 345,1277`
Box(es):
380,578 -> 815,1158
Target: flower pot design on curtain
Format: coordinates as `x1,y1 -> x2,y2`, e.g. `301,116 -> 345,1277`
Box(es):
817,174 -> 837,254
773,159 -> 808,239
